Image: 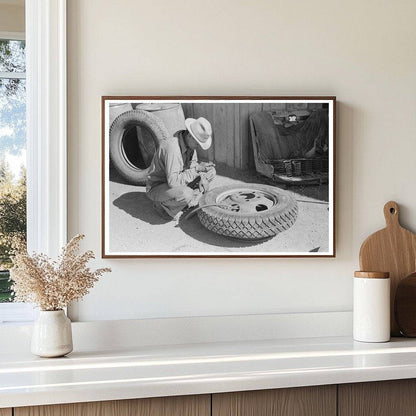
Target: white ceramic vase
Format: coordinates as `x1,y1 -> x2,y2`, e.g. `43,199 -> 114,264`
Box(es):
31,310 -> 73,357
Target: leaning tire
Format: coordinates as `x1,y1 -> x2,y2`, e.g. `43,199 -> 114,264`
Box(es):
197,184 -> 298,240
110,110 -> 170,185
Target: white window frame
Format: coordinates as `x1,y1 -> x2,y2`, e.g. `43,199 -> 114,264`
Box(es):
0,0 -> 67,323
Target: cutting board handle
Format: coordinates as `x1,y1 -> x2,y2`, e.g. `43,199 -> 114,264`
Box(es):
384,201 -> 400,228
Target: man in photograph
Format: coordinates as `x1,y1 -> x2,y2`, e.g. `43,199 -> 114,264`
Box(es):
146,117 -> 216,222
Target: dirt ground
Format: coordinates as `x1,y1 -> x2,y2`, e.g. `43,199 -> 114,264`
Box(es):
107,169 -> 330,255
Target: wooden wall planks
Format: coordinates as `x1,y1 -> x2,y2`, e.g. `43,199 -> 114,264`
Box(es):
213,103 -> 228,165
180,102 -> 322,171
212,386 -> 337,416
192,103 -> 214,161
245,103 -> 262,170
0,409 -> 12,416
338,380 -> 416,416
238,103 -> 250,170
14,395 -> 210,416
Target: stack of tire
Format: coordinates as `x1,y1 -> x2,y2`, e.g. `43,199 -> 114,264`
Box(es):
109,103 -> 185,185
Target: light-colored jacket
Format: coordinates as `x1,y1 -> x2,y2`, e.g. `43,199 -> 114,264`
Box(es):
146,135 -> 198,190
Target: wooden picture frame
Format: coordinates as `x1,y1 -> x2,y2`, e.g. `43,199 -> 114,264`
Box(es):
102,96 -> 336,258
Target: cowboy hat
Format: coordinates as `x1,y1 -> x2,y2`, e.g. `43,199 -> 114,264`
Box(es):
184,117 -> 212,150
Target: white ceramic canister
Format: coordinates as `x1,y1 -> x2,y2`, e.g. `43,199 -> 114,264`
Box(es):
353,271 -> 390,342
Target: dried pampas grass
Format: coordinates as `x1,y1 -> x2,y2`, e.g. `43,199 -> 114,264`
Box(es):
10,234 -> 111,311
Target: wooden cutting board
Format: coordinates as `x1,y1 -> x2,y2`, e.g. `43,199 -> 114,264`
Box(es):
395,272 -> 416,337
359,201 -> 416,335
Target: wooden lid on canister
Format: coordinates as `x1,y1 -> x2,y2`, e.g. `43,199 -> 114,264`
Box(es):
354,271 -> 390,279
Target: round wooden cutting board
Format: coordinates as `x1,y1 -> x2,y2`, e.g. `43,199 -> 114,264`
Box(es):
359,201 -> 416,336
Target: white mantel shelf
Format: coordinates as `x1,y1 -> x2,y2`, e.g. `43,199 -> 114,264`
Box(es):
2,335 -> 416,409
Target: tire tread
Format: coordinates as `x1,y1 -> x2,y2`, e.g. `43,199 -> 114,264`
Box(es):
198,184 -> 298,240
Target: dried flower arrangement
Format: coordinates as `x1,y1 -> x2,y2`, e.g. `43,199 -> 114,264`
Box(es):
10,234 -> 111,311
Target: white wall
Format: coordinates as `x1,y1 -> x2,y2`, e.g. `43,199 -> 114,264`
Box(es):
67,0 -> 416,321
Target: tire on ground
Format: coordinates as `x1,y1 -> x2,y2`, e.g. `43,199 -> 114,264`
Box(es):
109,110 -> 170,185
197,184 -> 298,240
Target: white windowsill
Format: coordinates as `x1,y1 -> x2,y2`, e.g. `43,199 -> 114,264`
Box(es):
0,303 -> 35,324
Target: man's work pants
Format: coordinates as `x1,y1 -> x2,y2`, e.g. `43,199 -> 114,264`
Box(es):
146,184 -> 194,218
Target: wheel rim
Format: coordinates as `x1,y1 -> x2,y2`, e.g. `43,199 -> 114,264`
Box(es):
215,188 -> 278,214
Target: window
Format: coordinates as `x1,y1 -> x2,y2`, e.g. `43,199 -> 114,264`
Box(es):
0,34 -> 27,309
0,1 -> 67,324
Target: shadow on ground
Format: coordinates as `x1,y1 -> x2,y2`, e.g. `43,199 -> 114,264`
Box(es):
113,192 -> 170,225
177,213 -> 269,249
110,163 -> 328,251
113,190 -> 269,248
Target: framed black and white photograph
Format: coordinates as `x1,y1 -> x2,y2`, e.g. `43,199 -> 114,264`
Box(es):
102,97 -> 336,258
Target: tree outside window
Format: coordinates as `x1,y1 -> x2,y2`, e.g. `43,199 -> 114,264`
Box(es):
0,38 -> 26,302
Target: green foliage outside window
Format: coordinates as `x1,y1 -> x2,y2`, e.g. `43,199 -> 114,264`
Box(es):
0,39 -> 27,302
0,160 -> 26,302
